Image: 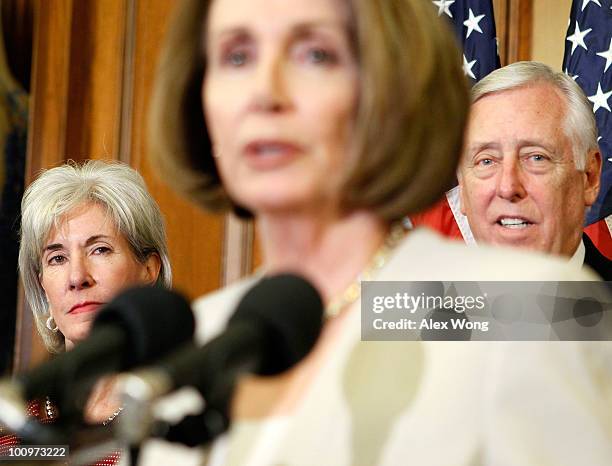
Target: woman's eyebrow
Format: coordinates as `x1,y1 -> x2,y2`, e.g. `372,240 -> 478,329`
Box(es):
292,21 -> 346,33
43,235 -> 113,252
43,243 -> 64,253
84,235 -> 113,246
208,26 -> 250,41
210,20 -> 343,39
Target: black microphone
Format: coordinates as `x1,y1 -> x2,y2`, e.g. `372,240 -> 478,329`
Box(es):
17,286 -> 195,421
118,274 -> 324,447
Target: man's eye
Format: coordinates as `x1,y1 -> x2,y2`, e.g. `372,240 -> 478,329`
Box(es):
529,154 -> 546,162
477,158 -> 494,167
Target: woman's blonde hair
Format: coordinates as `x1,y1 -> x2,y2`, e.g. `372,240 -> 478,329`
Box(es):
19,160 -> 172,353
149,0 -> 469,221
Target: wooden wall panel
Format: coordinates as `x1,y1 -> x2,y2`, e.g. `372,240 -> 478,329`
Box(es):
493,0 -> 533,66
64,0 -> 127,160
507,0 -> 533,63
493,0 -> 508,65
531,0 -> 572,69
128,0 -> 224,299
26,0 -> 72,178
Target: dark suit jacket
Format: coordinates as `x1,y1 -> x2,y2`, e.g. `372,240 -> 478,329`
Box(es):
583,234 -> 612,280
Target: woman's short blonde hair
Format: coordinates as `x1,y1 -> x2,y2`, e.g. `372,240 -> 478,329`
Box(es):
19,160 -> 172,353
149,0 -> 469,221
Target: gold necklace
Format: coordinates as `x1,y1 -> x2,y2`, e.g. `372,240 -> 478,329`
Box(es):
325,222 -> 407,319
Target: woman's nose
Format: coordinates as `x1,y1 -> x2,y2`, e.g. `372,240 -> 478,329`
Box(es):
249,53 -> 290,113
68,257 -> 95,291
496,159 -> 527,201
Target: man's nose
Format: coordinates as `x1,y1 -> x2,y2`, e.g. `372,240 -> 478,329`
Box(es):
249,53 -> 290,113
496,159 -> 527,201
68,257 -> 95,291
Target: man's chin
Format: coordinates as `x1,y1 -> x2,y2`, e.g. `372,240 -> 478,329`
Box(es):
484,230 -> 546,253
489,222 -> 539,243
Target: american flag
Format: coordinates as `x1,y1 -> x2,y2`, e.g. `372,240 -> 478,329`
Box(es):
563,0 -> 612,225
412,1 -> 500,241
432,0 -> 500,82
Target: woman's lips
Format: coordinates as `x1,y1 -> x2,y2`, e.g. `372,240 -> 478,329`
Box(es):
242,140 -> 304,169
69,302 -> 104,314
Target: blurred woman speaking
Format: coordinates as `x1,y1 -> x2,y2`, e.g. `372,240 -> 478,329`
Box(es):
148,0 -> 609,465
151,0 -> 467,306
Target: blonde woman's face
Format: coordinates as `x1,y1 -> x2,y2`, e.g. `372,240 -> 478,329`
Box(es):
40,203 -> 160,350
203,0 -> 358,215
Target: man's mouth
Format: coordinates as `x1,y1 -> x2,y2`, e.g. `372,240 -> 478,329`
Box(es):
497,217 -> 533,229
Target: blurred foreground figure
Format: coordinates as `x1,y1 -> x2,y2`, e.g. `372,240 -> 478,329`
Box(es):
143,1 -> 611,465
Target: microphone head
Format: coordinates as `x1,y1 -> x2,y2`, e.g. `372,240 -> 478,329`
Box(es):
229,274 -> 324,376
93,286 -> 195,367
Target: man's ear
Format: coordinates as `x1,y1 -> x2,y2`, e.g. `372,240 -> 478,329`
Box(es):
144,252 -> 162,284
583,149 -> 602,207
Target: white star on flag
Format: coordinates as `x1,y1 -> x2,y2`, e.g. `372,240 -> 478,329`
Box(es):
566,21 -> 592,55
432,0 -> 455,18
597,136 -> 608,161
581,0 -> 601,10
564,68 -> 580,80
588,82 -> 612,112
596,38 -> 612,73
463,9 -> 485,39
463,54 -> 477,79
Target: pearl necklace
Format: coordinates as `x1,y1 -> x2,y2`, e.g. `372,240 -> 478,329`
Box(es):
325,222 -> 407,320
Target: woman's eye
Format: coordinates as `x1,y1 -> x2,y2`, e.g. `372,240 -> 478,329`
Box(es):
293,41 -> 340,66
92,246 -> 111,255
307,48 -> 336,64
222,47 -> 251,67
228,51 -> 247,66
48,255 -> 66,265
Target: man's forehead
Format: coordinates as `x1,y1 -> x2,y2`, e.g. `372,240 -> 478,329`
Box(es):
470,83 -> 567,120
467,85 -> 570,145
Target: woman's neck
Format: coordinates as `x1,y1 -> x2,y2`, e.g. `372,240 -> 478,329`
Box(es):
83,375 -> 122,424
257,209 -> 388,306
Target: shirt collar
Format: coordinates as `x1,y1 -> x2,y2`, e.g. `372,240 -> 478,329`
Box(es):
568,238 -> 585,268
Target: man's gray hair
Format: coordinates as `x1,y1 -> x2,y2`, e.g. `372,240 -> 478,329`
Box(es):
471,61 -> 598,170
19,160 -> 172,353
